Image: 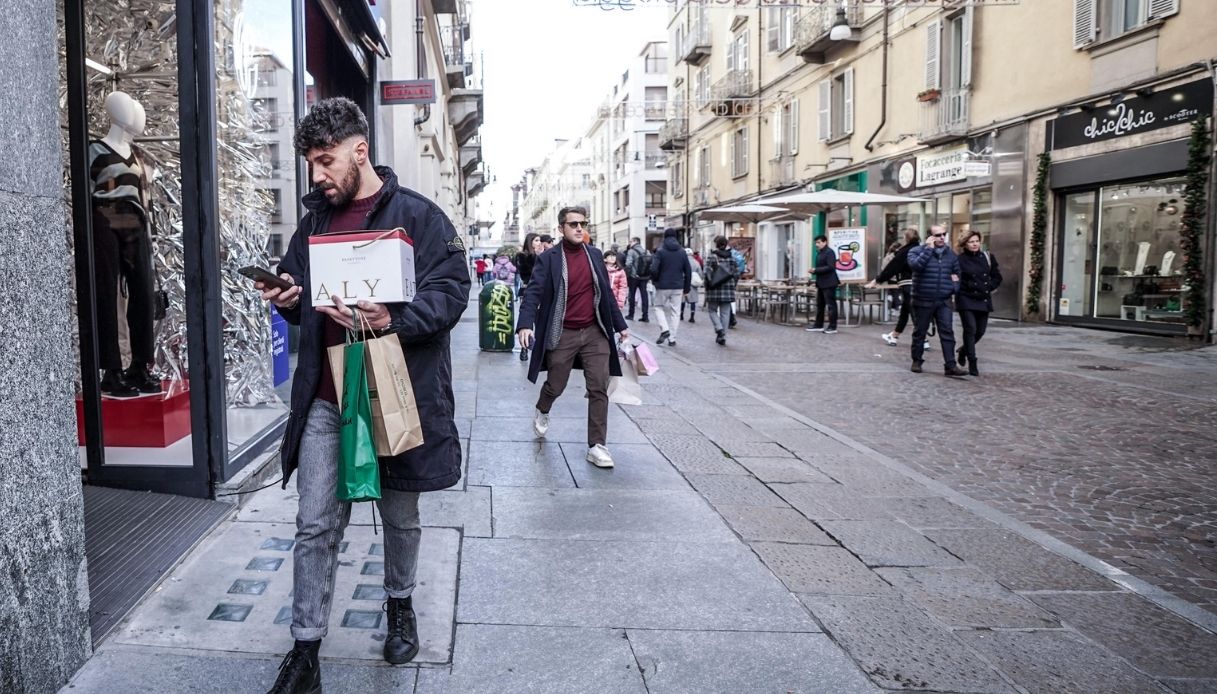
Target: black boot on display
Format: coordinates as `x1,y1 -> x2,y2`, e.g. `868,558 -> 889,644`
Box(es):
383,596 -> 420,665
100,369 -> 139,398
123,363 -> 162,394
267,640 -> 322,694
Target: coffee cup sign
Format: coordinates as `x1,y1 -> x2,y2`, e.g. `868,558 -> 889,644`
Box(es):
308,229 -> 416,307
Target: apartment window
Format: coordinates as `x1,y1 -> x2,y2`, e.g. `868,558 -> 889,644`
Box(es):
1074,0 -> 1178,47
818,68 -> 853,141
267,234 -> 283,259
645,87 -> 667,120
695,67 -> 709,108
731,126 -> 749,178
766,6 -> 798,52
925,9 -> 973,93
697,145 -> 710,187
728,29 -> 749,73
646,187 -> 666,208
671,160 -> 684,198
773,99 -> 800,156
262,188 -> 283,222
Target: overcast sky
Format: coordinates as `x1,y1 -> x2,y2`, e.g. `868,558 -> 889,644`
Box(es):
473,0 -> 667,230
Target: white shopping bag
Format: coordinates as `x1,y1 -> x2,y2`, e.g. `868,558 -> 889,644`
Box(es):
608,347 -> 643,406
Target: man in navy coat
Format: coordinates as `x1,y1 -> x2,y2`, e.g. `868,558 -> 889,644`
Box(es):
516,206 -> 629,468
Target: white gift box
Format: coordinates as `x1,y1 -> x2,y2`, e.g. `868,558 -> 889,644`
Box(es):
308,229 -> 416,307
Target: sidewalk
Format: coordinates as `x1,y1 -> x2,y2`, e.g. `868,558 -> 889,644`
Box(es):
64,306 -> 1217,693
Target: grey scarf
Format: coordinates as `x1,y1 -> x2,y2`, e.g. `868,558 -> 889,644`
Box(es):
546,244 -> 602,351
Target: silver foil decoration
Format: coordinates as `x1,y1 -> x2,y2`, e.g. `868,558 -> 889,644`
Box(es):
59,0 -> 281,408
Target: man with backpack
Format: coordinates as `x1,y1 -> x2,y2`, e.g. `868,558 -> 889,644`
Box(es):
727,242 -> 747,328
623,237 -> 651,323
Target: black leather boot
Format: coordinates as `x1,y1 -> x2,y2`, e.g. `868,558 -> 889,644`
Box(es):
123,363 -> 162,393
968,358 -> 979,377
383,596 -> 419,665
267,641 -> 322,694
100,369 -> 139,398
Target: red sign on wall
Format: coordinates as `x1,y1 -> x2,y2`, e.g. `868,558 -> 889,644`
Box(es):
380,80 -> 436,106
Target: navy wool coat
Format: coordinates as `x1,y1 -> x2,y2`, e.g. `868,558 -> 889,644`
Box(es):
276,166 -> 472,493
516,243 -> 628,384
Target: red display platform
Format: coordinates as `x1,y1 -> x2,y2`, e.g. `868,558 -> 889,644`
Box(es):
76,382 -> 191,448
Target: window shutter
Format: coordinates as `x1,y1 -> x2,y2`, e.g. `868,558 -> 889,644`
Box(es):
1073,0 -> 1097,48
818,79 -> 831,141
790,98 -> 800,155
773,106 -> 783,156
721,132 -> 729,168
843,68 -> 854,136
960,5 -> 974,87
1148,0 -> 1179,20
743,127 -> 749,173
925,19 -> 941,90
767,7 -> 780,52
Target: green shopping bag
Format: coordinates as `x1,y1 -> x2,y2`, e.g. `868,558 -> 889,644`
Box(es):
338,339 -> 382,502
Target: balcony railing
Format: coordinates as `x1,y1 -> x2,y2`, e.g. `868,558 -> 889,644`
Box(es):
444,43 -> 467,90
919,88 -> 970,145
658,119 -> 688,150
644,152 -> 666,169
795,3 -> 862,64
681,22 -> 711,66
710,69 -> 753,111
770,155 -> 796,187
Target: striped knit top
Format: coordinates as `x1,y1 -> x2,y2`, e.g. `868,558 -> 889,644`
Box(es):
88,140 -> 147,220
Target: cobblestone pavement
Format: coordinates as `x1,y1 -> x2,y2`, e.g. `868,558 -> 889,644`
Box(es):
656,308 -> 1217,615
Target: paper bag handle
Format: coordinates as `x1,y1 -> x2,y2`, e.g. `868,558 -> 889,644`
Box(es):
353,227 -> 407,250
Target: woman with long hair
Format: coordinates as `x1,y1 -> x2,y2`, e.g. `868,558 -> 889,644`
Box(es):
515,233 -> 542,361
955,230 -> 1002,376
867,228 -> 921,347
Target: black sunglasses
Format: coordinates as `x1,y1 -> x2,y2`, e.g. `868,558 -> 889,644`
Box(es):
565,221 -> 589,229
931,232 -> 946,238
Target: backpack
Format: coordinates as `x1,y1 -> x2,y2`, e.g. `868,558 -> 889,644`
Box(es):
495,262 -> 511,281
633,248 -> 653,279
730,248 -> 746,275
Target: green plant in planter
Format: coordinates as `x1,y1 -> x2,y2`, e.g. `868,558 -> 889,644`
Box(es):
1180,118 -> 1211,331
1025,152 -> 1051,315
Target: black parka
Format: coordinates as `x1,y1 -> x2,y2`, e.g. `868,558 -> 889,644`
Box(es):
276,166 -> 472,492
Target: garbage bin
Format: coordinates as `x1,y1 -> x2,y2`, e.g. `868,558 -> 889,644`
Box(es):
479,280 -> 516,352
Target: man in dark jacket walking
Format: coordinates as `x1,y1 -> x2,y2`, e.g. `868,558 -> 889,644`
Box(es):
907,225 -> 967,376
516,206 -> 629,469
256,98 -> 471,693
622,237 -> 650,322
650,228 -> 691,346
805,235 -> 840,334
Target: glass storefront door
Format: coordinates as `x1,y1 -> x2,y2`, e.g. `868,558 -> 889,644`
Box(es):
1056,176 -> 1190,328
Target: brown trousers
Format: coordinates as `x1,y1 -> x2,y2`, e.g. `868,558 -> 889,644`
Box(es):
536,326 -> 611,447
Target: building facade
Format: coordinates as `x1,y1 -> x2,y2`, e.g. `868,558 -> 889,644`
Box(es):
662,0 -> 1215,332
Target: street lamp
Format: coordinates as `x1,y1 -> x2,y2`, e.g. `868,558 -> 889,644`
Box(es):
829,5 -> 851,41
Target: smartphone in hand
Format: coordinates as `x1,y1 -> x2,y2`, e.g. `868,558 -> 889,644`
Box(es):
238,265 -> 293,291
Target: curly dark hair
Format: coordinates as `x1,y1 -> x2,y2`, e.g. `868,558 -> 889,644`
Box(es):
293,97 -> 369,156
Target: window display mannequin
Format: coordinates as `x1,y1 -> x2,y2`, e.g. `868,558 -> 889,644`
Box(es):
89,91 -> 160,397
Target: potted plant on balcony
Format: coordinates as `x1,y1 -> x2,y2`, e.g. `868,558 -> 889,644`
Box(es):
917,88 -> 941,103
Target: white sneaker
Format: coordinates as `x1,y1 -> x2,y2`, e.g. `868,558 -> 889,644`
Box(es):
823,329 -> 838,335
533,409 -> 550,438
881,332 -> 899,346
923,341 -> 932,350
805,326 -> 825,332
586,444 -> 614,468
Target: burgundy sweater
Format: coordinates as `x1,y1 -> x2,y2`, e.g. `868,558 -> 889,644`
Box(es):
561,240 -> 596,330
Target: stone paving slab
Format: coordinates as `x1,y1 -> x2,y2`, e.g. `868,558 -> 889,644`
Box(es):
714,440 -> 796,459
875,567 -> 1060,629
457,538 -> 816,631
798,595 -> 1016,693
645,433 -> 748,474
1029,592 -> 1217,679
63,646 -> 419,694
466,441 -> 574,488
1160,678 -> 1217,693
415,625 -> 646,694
627,629 -> 880,694
560,443 -> 693,490
470,414 -> 647,444
110,522 -> 460,664
752,543 -> 894,596
769,483 -> 900,520
416,486 -> 492,538
685,473 -> 790,508
734,456 -> 837,484
957,629 -> 1164,694
490,488 -> 735,543
715,504 -> 837,544
924,529 -> 1116,591
878,496 -> 1000,529
819,520 -> 963,568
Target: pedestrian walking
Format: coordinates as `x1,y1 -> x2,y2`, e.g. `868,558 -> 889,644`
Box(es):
604,250 -> 629,308
703,235 -> 740,346
728,242 -> 747,328
650,228 -> 692,346
805,235 -> 839,334
866,228 -> 922,347
474,256 -> 487,286
955,230 -> 1002,376
514,233 -> 541,362
254,97 -> 471,693
516,206 -> 629,469
680,247 -> 702,323
539,234 -> 554,251
492,254 -> 516,285
622,236 -> 651,322
908,224 -> 968,377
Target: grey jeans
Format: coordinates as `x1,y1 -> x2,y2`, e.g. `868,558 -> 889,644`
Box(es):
291,400 -> 421,641
707,301 -> 731,332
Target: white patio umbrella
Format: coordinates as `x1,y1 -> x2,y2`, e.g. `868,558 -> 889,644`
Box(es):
696,203 -> 789,225
762,189 -> 929,215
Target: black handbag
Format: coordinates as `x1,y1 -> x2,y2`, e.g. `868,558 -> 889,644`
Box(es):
706,261 -> 733,289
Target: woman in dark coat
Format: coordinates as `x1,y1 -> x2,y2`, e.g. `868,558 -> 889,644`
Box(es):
868,228 -> 920,346
955,230 -> 1002,376
514,233 -> 540,361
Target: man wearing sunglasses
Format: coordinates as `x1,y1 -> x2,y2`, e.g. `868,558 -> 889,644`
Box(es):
907,225 -> 968,377
516,206 -> 630,468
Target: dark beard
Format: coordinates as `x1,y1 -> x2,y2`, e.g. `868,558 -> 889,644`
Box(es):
327,164 -> 362,208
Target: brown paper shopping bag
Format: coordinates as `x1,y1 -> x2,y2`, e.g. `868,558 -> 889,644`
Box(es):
363,331 -> 425,456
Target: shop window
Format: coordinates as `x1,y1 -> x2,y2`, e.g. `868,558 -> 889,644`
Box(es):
1059,191 -> 1097,318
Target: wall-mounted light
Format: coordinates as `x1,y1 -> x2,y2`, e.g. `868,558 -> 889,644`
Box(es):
829,6 -> 852,41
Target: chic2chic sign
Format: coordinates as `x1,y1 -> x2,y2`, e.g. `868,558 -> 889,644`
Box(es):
1049,78 -> 1212,150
